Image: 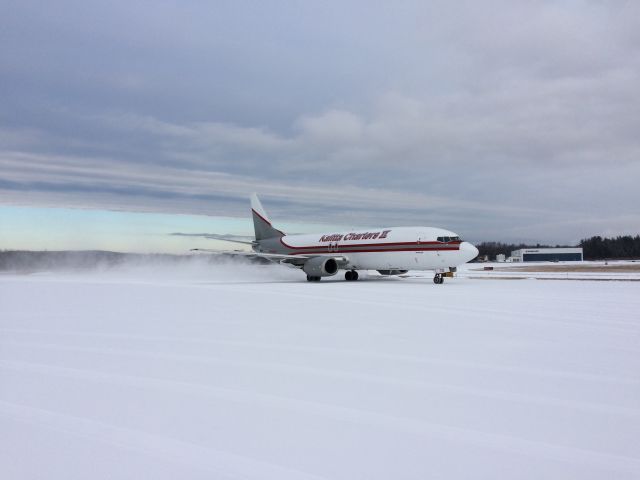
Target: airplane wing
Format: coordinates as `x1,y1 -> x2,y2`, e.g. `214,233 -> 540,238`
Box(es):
190,249 -> 348,266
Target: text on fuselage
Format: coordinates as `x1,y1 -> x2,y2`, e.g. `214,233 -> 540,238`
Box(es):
319,230 -> 391,243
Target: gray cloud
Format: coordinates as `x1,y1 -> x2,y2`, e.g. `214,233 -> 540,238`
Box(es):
1,0 -> 639,244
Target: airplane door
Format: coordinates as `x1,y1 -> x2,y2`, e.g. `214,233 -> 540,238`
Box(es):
415,237 -> 423,266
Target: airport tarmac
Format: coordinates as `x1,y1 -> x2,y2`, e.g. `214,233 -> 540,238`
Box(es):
1,263 -> 639,479
461,260 -> 640,281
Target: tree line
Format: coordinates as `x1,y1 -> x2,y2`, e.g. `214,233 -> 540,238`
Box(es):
476,235 -> 640,260
578,235 -> 640,260
0,250 -> 270,272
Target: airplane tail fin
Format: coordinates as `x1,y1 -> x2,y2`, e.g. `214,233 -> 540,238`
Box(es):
251,193 -> 285,241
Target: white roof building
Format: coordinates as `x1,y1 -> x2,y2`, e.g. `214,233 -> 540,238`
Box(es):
510,248 -> 583,262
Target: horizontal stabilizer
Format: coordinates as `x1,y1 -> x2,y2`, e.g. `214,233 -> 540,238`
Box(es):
171,232 -> 254,245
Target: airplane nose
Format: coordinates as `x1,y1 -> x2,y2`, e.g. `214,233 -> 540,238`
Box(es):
460,242 -> 479,261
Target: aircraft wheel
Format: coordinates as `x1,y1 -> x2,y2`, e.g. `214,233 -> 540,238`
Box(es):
307,275 -> 321,282
433,274 -> 444,284
352,271 -> 359,281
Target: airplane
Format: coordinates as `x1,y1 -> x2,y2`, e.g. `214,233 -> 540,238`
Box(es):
193,194 -> 479,284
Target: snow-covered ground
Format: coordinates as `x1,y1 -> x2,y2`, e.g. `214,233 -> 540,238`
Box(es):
1,263 -> 639,479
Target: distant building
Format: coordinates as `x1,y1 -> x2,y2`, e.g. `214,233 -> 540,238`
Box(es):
496,254 -> 506,262
510,248 -> 583,262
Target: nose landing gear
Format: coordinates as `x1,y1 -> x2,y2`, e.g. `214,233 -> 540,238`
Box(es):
345,270 -> 359,281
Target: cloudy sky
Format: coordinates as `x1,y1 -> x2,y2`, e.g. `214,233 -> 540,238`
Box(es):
1,0 -> 639,251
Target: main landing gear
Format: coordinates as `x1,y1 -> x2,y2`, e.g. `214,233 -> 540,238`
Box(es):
345,270 -> 359,281
306,275 -> 321,282
433,274 -> 444,284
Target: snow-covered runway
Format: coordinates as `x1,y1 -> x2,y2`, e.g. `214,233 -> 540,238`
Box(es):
1,266 -> 639,479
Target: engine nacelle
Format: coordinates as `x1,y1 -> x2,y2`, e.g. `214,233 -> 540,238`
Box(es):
303,257 -> 339,277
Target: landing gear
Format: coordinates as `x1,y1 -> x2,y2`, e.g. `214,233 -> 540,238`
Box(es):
345,270 -> 359,281
306,275 -> 321,282
433,274 -> 444,284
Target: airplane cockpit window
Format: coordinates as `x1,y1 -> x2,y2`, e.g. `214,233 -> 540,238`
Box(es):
437,236 -> 461,242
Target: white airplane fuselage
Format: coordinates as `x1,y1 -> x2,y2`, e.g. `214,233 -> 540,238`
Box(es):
255,225 -> 479,272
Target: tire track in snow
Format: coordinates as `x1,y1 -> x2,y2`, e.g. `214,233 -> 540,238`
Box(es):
228,286 -> 640,335
2,328 -> 638,386
0,400 -> 328,480
3,341 -> 640,418
2,359 -> 640,476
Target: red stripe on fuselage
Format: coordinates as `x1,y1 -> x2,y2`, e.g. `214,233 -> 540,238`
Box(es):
277,236 -> 461,255
279,236 -> 461,251
285,247 -> 460,255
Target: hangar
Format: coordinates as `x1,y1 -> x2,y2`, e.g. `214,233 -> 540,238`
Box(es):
510,247 -> 583,262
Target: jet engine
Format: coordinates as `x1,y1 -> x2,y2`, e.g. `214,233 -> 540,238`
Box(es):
303,257 -> 339,277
